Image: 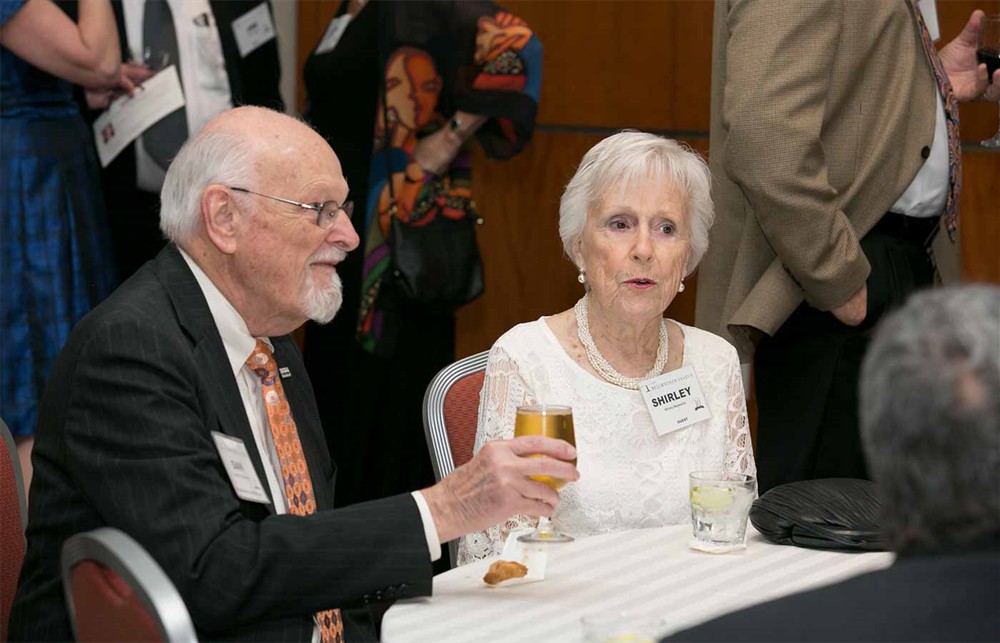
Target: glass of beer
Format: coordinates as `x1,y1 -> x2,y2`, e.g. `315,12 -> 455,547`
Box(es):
514,404 -> 576,544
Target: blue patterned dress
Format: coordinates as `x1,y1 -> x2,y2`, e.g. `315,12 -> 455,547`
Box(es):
1,0 -> 117,437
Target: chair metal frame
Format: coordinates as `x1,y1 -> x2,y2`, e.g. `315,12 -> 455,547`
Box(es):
61,527 -> 198,642
1,417 -> 27,532
422,350 -> 489,565
422,350 -> 490,482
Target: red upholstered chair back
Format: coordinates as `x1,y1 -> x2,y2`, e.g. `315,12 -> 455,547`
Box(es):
423,351 -> 490,479
70,562 -> 161,642
423,351 -> 489,565
1,418 -> 27,642
440,369 -> 487,471
61,528 -> 198,642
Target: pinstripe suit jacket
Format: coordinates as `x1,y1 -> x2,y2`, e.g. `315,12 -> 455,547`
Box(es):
695,0 -> 941,360
9,246 -> 432,642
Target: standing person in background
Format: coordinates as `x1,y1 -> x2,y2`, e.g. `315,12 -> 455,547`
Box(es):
99,0 -> 283,280
696,0 -> 1000,493
1,0 -> 132,497
302,0 -> 542,519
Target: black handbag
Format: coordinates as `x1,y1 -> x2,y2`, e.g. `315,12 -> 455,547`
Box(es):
387,200 -> 485,312
749,478 -> 886,551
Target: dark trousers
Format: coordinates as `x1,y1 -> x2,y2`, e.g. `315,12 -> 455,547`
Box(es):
753,215 -> 936,493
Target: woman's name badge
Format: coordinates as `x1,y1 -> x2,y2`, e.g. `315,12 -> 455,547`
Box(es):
640,365 -> 711,437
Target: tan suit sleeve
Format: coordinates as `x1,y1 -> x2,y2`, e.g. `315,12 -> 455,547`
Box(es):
721,0 -> 869,311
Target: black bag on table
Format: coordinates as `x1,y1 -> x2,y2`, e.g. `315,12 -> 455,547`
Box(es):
749,478 -> 886,551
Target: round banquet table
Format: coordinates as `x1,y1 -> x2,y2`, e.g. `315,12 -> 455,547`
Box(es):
381,524 -> 894,642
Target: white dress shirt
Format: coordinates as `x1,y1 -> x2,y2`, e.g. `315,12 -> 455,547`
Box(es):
891,77 -> 950,218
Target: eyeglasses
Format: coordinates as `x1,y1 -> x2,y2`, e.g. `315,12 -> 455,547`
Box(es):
229,187 -> 354,230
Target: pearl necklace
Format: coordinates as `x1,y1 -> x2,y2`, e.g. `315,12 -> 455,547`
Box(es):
574,294 -> 668,390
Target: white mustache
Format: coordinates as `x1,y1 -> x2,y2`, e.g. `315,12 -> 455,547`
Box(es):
310,249 -> 348,264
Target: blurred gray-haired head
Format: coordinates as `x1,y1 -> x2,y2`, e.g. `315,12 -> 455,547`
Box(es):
860,285 -> 1000,554
558,130 -> 713,276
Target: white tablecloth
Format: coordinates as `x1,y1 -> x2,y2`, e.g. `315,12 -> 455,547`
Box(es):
382,525 -> 893,642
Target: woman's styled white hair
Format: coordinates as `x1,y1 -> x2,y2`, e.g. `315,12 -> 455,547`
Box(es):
558,130 -> 714,276
159,129 -> 259,244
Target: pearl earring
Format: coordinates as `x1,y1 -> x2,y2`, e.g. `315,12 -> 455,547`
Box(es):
577,270 -> 586,284
678,281 -> 685,293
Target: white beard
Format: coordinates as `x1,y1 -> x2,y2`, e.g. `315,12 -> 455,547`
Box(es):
304,266 -> 343,324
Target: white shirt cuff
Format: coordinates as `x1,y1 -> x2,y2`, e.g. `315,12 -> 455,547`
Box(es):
411,491 -> 442,562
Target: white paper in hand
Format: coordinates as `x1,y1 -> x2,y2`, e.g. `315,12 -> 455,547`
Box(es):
91,65 -> 186,168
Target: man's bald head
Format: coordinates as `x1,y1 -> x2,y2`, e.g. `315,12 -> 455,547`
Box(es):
159,106 -> 340,246
200,106 -> 331,164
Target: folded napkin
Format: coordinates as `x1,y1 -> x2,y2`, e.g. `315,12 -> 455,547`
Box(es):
749,478 -> 886,551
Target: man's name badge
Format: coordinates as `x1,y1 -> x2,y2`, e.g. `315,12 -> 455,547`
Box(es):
231,2 -> 276,58
211,431 -> 271,504
640,365 -> 711,437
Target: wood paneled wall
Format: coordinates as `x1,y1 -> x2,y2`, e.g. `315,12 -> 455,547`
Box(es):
940,1 -> 1000,143
961,151 -> 1000,283
295,0 -> 1000,362
936,1 -> 1000,286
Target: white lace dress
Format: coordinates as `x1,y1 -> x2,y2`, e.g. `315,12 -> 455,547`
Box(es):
456,318 -> 756,565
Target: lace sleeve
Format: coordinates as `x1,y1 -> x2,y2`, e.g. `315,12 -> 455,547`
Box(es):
456,344 -> 537,565
722,352 -> 757,480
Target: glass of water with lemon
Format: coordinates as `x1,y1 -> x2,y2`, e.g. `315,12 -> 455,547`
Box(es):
689,471 -> 756,553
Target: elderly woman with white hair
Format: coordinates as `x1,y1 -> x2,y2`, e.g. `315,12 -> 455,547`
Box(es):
457,131 -> 756,564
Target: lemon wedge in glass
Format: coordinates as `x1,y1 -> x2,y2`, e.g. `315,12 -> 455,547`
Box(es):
690,485 -> 735,512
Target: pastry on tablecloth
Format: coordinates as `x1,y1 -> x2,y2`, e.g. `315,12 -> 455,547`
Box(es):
483,560 -> 528,585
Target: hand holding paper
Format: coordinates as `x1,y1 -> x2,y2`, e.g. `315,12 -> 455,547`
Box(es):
91,64 -> 186,168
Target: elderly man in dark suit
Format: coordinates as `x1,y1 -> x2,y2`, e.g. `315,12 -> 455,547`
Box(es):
667,285 -> 1000,642
9,106 -> 578,642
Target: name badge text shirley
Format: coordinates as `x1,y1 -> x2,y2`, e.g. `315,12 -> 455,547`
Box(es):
640,365 -> 712,437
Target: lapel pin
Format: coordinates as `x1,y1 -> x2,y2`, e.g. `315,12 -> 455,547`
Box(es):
278,367 -> 292,379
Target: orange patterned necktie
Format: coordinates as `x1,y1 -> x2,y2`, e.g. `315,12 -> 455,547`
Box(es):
246,339 -> 344,643
914,1 -> 962,241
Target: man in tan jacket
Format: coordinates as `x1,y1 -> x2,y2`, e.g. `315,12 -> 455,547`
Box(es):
696,0 -> 998,492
